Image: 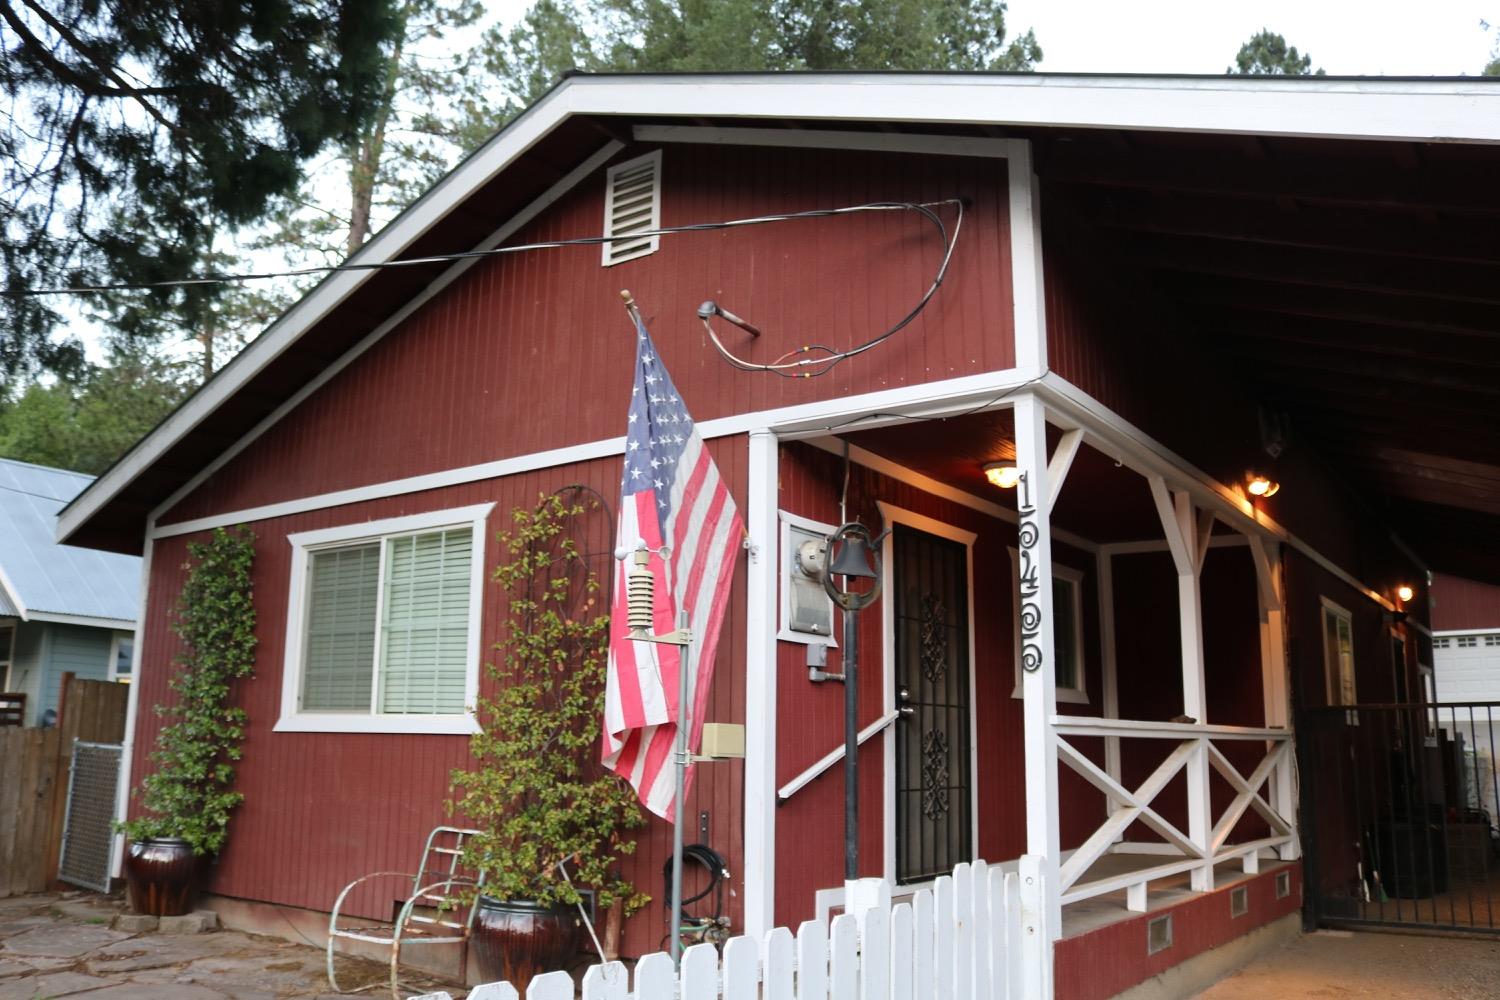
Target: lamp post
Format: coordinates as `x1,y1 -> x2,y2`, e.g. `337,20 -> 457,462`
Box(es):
821,522 -> 882,883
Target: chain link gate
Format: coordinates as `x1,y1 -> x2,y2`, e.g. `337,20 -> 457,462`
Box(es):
58,740 -> 122,893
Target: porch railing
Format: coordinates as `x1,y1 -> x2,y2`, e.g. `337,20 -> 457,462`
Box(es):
1051,716 -> 1295,910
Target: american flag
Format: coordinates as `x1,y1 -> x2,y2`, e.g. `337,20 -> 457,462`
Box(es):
603,318 -> 743,818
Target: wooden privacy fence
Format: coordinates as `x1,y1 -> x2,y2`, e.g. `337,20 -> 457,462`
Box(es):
0,676 -> 128,897
438,857 -> 1048,1000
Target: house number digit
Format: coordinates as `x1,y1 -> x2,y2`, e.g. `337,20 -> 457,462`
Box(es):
1017,471 -> 1044,674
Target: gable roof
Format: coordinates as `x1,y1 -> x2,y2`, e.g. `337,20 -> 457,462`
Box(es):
0,458 -> 139,625
53,72 -> 1500,571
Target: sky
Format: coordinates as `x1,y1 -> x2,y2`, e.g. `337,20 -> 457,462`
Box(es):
1003,0 -> 1496,75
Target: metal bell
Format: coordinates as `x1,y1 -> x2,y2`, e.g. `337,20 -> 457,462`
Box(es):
828,529 -> 878,579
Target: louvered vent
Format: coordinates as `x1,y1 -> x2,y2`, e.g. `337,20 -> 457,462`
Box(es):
602,150 -> 662,267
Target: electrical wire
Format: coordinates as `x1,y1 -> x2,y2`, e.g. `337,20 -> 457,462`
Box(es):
698,199 -> 966,379
3,199 -> 964,298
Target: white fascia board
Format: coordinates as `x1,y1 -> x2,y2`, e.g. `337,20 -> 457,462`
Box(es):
25,610 -> 136,629
570,74 -> 1500,144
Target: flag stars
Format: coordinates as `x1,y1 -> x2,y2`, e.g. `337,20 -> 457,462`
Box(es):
630,468 -> 644,479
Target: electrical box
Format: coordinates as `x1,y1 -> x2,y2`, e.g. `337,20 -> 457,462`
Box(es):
700,723 -> 745,759
782,515 -> 835,642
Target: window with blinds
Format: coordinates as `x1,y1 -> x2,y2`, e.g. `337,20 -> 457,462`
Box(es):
298,527 -> 473,716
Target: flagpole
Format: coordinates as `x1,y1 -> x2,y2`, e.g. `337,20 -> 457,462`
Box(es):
670,607 -> 690,968
619,288 -> 690,968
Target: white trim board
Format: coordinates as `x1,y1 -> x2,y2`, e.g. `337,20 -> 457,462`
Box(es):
148,366 -> 1046,541
24,611 -> 136,629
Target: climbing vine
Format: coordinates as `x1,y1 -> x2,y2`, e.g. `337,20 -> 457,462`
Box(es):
121,526 -> 257,856
451,493 -> 648,913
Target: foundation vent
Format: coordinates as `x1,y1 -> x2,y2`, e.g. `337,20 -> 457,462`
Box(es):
1275,870 -> 1292,899
1230,885 -> 1250,918
1147,913 -> 1173,955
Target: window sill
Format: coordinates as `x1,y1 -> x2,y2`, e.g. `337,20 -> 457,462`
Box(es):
273,713 -> 480,735
1010,684 -> 1090,705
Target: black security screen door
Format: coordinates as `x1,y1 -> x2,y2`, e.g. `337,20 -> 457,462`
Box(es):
893,524 -> 973,884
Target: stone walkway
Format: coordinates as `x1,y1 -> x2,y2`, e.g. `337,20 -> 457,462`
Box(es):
0,893 -> 463,1000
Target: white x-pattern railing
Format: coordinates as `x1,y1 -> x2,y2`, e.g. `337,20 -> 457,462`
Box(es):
1050,716 -> 1294,910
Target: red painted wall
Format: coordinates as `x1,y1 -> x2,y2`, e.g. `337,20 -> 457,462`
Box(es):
1054,865 -> 1303,1000
1431,572 -> 1500,631
161,145 -> 1015,526
132,445 -> 746,958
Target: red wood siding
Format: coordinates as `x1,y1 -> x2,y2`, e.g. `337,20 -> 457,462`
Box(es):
161,146 -> 1014,526
771,443 -> 1108,929
1432,572 -> 1500,631
130,443 -> 746,958
1053,865 -> 1302,1000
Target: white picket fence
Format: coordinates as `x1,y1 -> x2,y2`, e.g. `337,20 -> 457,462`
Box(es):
432,856 -> 1049,1000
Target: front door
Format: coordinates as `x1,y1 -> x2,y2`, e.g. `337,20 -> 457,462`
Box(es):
892,524 -> 972,884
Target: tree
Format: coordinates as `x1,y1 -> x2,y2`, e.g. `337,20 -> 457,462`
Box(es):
1,0 -> 403,380
0,348 -> 190,474
451,0 -> 1042,143
265,0 -> 482,262
1230,29 -> 1324,76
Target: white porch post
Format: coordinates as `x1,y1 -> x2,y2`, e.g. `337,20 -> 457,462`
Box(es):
109,530 -> 154,880
1014,394 -> 1061,955
1150,479 -> 1214,892
743,429 -> 780,939
1250,537 -> 1299,861
1097,549 -> 1121,791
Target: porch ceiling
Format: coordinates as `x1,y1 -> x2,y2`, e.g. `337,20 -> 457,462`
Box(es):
843,411 -> 1167,546
1027,128 -> 1500,582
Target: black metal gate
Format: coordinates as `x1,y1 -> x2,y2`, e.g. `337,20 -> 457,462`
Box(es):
892,524 -> 972,884
1299,701 -> 1500,933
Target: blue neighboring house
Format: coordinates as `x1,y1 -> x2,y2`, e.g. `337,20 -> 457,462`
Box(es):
0,458 -> 140,726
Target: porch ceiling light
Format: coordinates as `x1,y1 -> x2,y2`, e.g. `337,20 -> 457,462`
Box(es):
1246,472 -> 1280,498
984,463 -> 1021,489
1397,584 -> 1415,603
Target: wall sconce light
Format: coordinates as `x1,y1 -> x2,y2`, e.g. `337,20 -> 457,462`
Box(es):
1397,584 -> 1415,603
985,463 -> 1021,489
1246,472 -> 1280,498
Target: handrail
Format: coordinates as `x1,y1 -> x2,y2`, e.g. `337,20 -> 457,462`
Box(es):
777,710 -> 901,803
1050,716 -> 1290,740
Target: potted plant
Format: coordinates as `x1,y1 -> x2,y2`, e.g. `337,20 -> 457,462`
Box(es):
120,526 -> 256,916
451,493 -> 647,989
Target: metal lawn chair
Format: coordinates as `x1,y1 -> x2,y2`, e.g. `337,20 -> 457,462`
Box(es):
326,826 -> 486,999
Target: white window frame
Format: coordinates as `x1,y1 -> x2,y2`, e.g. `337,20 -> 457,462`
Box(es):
1009,548 -> 1088,705
0,622 -> 15,690
777,510 -> 839,647
108,631 -> 133,683
275,503 -> 493,735
1320,596 -> 1357,708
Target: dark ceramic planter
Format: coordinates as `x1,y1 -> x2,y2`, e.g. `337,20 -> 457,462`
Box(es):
471,896 -> 582,991
124,837 -> 204,916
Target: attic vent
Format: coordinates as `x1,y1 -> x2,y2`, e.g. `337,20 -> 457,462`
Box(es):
602,150 -> 662,267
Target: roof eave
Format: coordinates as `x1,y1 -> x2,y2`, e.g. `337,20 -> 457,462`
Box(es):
57,71 -> 1500,549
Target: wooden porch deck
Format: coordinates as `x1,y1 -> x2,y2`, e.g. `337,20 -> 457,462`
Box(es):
1059,854 -> 1294,939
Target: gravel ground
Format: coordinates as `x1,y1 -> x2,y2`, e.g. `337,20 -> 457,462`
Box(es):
0,892 -> 463,1000
1192,928 -> 1500,999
